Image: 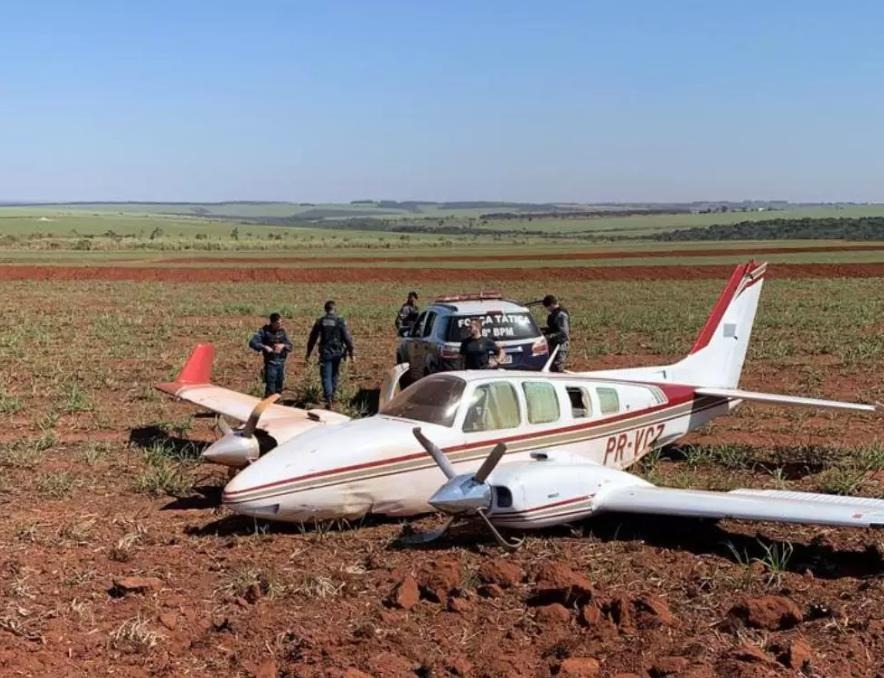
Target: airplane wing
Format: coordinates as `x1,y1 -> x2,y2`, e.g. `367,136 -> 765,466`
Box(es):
155,344 -> 350,429
594,485 -> 884,528
694,387 -> 877,413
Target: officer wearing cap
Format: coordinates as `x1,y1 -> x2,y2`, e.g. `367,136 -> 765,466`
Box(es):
306,300 -> 355,409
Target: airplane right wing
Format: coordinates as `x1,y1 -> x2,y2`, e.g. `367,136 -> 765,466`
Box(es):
594,485 -> 884,529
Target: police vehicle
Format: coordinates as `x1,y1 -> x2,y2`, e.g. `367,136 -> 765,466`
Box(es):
395,292 -> 549,383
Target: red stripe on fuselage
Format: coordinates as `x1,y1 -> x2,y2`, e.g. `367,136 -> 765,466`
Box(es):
493,494 -> 590,517
224,390 -> 710,498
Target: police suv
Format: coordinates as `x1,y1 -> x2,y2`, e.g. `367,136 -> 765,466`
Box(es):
395,292 -> 550,383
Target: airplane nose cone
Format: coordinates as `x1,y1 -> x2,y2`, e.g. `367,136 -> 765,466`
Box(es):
202,433 -> 258,467
222,474 -> 280,518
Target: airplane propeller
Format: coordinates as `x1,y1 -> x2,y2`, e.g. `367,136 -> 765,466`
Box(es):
203,393 -> 280,466
405,427 -> 523,550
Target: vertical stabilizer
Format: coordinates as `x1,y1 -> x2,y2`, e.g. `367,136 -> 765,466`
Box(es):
672,261 -> 766,387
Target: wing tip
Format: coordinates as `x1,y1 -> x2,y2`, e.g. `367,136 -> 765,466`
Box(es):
176,343 -> 215,385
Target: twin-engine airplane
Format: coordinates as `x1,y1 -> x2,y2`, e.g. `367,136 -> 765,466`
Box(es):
157,261 -> 882,547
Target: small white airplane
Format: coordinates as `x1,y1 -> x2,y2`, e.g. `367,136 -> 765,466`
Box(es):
158,261 -> 881,548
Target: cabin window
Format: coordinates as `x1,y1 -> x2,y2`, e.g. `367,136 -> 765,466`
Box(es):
463,382 -> 521,432
596,387 -> 620,415
566,386 -> 592,418
522,381 -> 560,424
380,374 -> 465,427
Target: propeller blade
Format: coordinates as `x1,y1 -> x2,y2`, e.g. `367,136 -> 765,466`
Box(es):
398,516 -> 457,546
477,509 -> 524,551
413,427 -> 456,480
474,442 -> 507,484
217,416 -> 232,435
242,393 -> 280,437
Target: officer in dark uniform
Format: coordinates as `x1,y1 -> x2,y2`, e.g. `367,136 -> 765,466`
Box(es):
459,318 -> 505,369
249,312 -> 294,397
542,294 -> 570,372
395,291 -> 419,332
305,300 -> 355,408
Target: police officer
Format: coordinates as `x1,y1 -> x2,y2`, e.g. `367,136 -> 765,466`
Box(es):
395,291 -> 419,332
459,317 -> 505,369
305,300 -> 355,408
249,312 -> 293,397
542,294 -> 570,372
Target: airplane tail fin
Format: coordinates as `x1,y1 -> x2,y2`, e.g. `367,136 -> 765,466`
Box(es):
671,260 -> 766,388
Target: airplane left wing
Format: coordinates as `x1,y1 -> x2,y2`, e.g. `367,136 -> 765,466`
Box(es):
156,343 -> 349,429
594,485 -> 884,528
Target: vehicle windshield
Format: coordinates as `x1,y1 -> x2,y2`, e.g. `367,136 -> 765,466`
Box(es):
380,374 -> 466,427
445,312 -> 539,342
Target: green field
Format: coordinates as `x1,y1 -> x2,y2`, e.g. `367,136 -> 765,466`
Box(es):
3,202 -> 884,249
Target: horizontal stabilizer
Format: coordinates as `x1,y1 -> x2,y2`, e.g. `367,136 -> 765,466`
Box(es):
595,485 -> 884,528
695,387 -> 877,413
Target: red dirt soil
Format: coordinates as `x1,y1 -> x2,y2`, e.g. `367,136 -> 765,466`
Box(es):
2,262 -> 884,283
160,243 -> 884,265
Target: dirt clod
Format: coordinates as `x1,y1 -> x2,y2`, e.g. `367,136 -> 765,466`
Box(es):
447,655 -> 473,676
557,656 -> 601,676
773,636 -> 814,670
447,596 -> 473,614
477,583 -> 505,599
534,603 -> 572,625
109,575 -> 163,597
417,560 -> 461,604
477,558 -> 523,588
727,595 -> 803,630
531,562 -> 594,606
579,602 -> 602,626
387,574 -> 419,610
726,644 -> 777,666
634,594 -> 676,628
649,656 -> 690,676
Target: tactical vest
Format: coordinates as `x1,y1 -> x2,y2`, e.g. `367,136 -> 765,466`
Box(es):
319,314 -> 345,358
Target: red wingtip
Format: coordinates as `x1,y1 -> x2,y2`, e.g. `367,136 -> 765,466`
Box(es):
176,343 -> 215,385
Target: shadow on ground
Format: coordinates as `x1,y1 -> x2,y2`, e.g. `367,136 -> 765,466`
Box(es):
129,425 -> 210,460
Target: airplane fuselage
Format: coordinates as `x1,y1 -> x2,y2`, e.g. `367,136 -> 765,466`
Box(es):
221,372 -> 738,524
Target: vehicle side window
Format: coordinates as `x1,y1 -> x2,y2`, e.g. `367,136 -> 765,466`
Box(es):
422,312 -> 436,338
522,381 -> 560,424
463,382 -> 521,432
565,386 -> 592,418
596,387 -> 620,415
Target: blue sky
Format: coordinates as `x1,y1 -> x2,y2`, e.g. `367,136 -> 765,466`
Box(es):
2,1 -> 883,202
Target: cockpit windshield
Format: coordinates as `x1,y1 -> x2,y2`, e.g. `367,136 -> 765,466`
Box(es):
380,374 -> 466,427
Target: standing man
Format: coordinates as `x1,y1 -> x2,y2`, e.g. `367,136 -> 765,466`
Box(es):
306,300 -> 355,409
542,294 -> 570,372
249,312 -> 293,397
395,291 -> 420,332
459,318 -> 505,369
